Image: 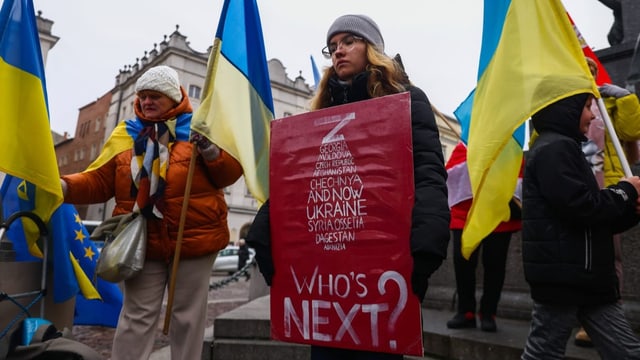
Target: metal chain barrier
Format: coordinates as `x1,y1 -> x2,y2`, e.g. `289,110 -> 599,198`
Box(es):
209,257 -> 256,290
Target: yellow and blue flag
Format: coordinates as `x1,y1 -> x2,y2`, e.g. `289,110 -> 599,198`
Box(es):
191,0 -> 274,203
454,0 -> 598,259
0,0 -> 63,256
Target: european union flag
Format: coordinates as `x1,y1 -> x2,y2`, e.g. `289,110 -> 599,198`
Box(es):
49,204 -> 122,327
2,176 -> 122,327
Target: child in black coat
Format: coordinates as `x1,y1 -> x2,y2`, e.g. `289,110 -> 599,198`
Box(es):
521,91 -> 640,359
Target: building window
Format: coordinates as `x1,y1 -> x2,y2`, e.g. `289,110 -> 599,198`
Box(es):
223,187 -> 231,195
189,85 -> 201,99
90,144 -> 97,160
283,111 -> 292,117
95,117 -> 101,132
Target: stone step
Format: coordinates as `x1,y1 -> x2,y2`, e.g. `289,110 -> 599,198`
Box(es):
211,295 -> 600,360
421,304 -> 598,360
213,339 -> 309,360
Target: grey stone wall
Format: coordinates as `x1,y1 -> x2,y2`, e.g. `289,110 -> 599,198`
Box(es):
622,0 -> 640,45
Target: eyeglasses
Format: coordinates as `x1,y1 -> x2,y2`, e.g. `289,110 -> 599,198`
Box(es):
322,35 -> 365,59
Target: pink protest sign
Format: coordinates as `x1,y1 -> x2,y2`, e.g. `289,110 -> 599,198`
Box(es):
269,92 -> 423,356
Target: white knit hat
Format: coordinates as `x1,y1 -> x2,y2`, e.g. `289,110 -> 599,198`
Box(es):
135,65 -> 182,103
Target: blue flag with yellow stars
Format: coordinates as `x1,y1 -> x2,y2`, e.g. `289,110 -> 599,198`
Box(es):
2,173 -> 122,327
48,203 -> 123,327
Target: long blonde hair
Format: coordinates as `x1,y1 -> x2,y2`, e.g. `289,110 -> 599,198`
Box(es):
310,45 -> 409,110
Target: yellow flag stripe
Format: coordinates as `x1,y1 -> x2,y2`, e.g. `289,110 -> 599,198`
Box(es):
69,252 -> 101,300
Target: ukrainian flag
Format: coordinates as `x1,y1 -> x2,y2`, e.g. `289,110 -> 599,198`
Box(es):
0,0 -> 63,256
191,0 -> 274,203
454,0 -> 598,259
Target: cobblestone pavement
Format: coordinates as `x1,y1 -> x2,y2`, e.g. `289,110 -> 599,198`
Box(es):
71,273 -> 251,359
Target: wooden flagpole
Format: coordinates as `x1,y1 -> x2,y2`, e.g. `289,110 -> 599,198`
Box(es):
163,144 -> 198,334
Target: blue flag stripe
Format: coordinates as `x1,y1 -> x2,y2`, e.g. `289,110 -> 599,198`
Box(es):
216,0 -> 273,114
0,0 -> 49,109
477,0 -> 510,79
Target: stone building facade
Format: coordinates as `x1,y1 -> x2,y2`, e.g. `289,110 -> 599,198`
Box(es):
55,91 -> 112,218
35,11 -> 58,66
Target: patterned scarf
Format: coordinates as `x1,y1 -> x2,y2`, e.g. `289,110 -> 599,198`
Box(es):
131,121 -> 176,219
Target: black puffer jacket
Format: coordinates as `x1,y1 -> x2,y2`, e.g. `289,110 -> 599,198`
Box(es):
523,93 -> 639,305
247,72 -> 450,302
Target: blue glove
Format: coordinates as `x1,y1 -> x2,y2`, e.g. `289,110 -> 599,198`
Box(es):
599,84 -> 631,98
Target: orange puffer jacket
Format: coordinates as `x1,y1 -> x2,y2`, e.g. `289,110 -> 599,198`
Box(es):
62,138 -> 243,262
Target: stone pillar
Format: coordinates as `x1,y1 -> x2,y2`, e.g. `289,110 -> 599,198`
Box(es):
43,272 -> 76,330
0,259 -> 43,333
0,241 -> 76,335
622,0 -> 640,44
248,264 -> 270,301
595,1 -> 640,91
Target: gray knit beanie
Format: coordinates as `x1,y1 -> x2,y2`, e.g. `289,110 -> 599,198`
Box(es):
135,65 -> 182,103
326,14 -> 384,52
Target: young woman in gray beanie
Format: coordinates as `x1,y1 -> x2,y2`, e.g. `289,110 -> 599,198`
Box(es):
247,14 -> 449,360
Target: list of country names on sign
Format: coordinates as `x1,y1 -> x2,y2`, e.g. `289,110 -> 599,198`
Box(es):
306,140 -> 367,251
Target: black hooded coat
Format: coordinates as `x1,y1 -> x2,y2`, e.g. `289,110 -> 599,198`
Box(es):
523,93 -> 639,305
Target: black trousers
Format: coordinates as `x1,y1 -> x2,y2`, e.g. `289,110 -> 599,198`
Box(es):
451,229 -> 512,316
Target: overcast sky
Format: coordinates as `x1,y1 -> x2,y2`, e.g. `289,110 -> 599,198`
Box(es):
28,0 -> 612,135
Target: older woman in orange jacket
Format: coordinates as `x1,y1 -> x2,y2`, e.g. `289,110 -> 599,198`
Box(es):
61,65 -> 242,360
